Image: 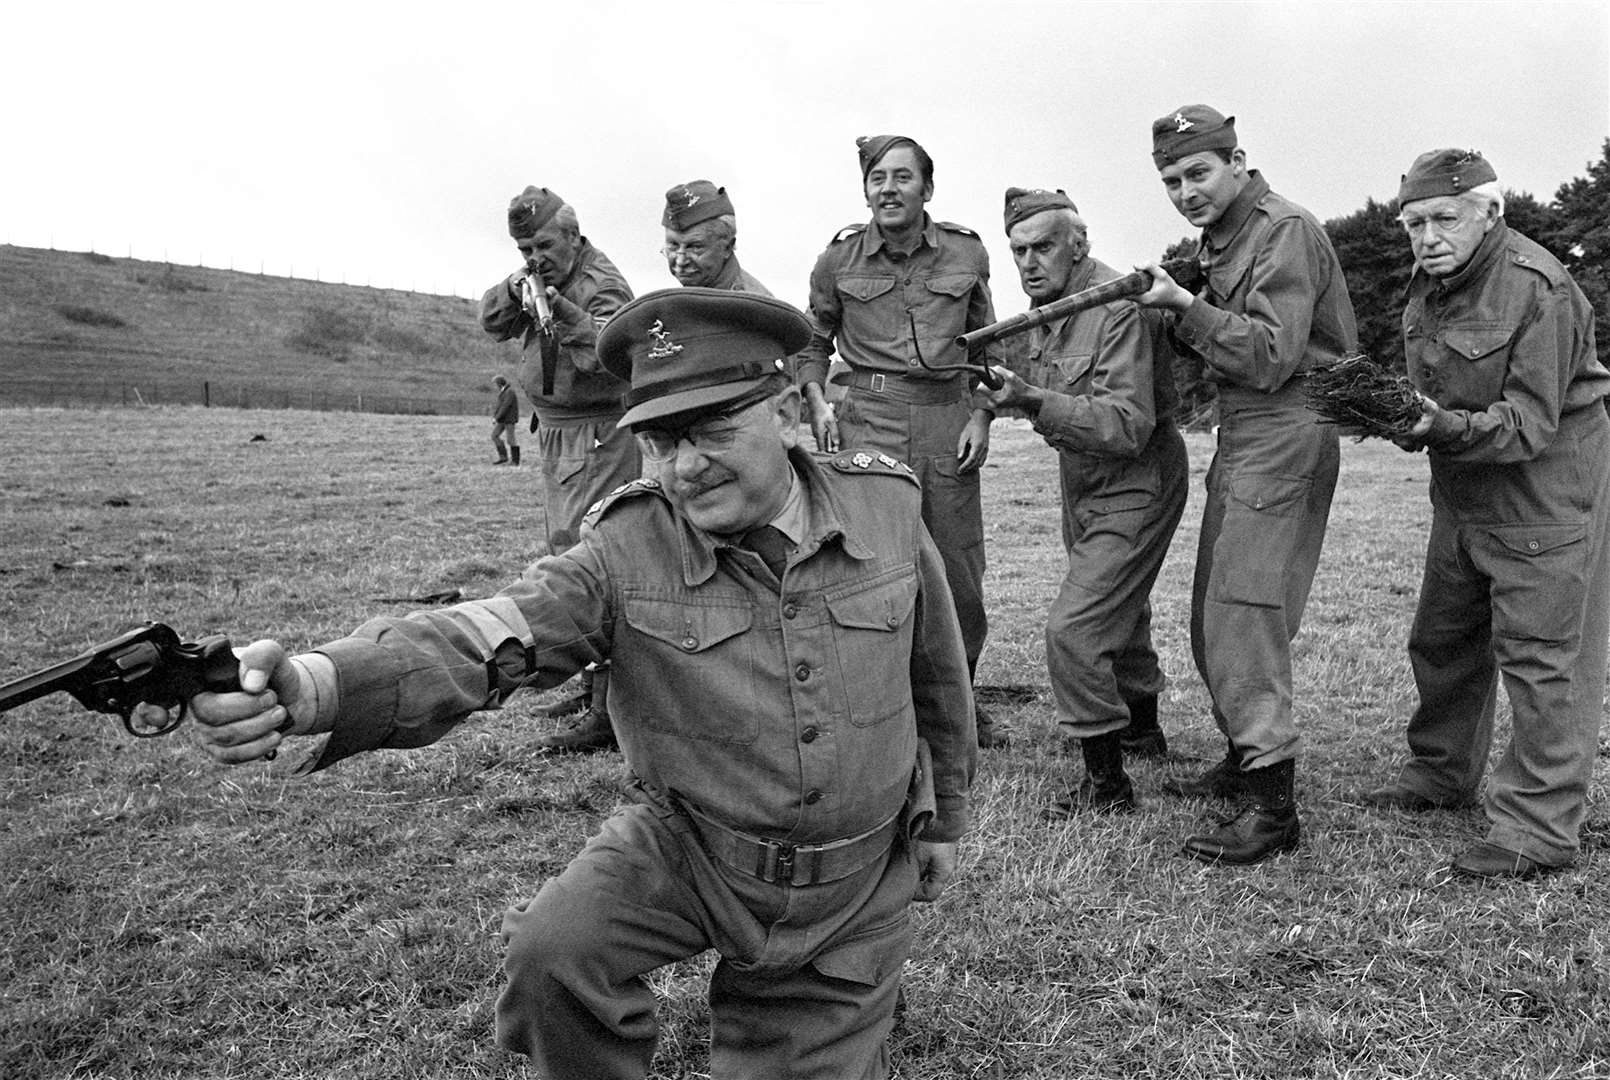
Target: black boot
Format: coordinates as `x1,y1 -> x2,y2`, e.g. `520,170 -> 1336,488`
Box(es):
492,447 -> 509,465
1118,694 -> 1168,758
1162,739 -> 1247,799
1044,730 -> 1136,818
510,445 -> 521,465
1180,758 -> 1299,865
534,665 -> 618,754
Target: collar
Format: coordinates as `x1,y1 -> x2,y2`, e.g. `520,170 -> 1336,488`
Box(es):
864,214 -> 937,257
767,470 -> 808,546
553,237 -> 595,293
705,255 -> 744,291
1200,170 -> 1269,256
676,448 -> 875,585
1430,219 -> 1509,296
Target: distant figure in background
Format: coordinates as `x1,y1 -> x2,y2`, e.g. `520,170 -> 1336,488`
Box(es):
797,134 -> 1009,749
1367,149 -> 1610,881
481,185 -> 639,754
981,187 -> 1188,818
661,180 -> 773,295
491,375 -> 521,465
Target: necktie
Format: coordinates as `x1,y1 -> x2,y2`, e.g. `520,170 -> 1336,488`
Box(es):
741,525 -> 790,580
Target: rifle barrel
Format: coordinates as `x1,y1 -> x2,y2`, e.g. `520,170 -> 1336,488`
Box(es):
955,257 -> 1198,352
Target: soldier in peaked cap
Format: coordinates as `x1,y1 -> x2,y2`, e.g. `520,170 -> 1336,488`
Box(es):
1365,149 -> 1610,881
797,133 -> 1010,749
661,179 -> 774,295
1132,105 -> 1358,865
980,187 -> 1188,818
185,287 -> 976,1079
481,185 -> 640,753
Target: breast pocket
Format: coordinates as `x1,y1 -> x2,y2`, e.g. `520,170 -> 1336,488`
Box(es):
621,596 -> 759,744
912,273 -> 977,357
838,276 -> 897,306
1204,256 -> 1252,308
1048,350 -> 1096,391
1438,326 -> 1516,410
824,572 -> 919,728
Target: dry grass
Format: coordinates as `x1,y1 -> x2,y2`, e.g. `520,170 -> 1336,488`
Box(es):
1,406 -> 1607,1079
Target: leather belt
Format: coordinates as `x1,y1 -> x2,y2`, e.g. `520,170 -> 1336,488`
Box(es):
680,802 -> 902,887
838,369 -> 966,404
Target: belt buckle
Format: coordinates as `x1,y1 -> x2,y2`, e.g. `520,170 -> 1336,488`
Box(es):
869,373 -> 886,393
757,839 -> 796,884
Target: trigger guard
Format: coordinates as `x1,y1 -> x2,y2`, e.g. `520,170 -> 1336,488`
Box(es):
123,699 -> 184,738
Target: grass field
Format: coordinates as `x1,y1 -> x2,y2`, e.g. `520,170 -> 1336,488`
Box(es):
2,406 -> 1607,1079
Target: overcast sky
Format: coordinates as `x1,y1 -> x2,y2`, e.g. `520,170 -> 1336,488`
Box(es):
4,0 -> 1606,315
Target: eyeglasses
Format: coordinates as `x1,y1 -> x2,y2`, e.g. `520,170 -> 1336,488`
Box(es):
1398,208 -> 1475,236
635,399 -> 765,461
659,242 -> 712,259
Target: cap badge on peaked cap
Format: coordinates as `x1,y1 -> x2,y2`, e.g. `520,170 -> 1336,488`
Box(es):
1172,112 -> 1194,132
647,320 -> 684,361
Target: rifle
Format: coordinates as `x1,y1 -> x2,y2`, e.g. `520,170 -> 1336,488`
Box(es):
0,622 -> 241,737
519,265 -> 562,396
955,256 -> 1204,353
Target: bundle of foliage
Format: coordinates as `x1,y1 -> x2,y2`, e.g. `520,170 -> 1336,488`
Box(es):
1304,353 -> 1423,441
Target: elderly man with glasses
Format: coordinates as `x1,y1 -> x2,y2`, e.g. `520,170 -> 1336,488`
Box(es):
185,287 -> 977,1079
661,180 -> 773,295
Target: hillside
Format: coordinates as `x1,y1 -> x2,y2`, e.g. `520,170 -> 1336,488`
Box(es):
0,245 -> 520,415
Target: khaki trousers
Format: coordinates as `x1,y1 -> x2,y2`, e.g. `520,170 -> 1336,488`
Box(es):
496,797 -> 916,1079
1049,426 -> 1189,736
837,386 -> 987,674
1191,383 -> 1339,768
1397,407 -> 1610,864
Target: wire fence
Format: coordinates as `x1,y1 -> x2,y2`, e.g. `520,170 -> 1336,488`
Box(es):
0,379 -> 483,416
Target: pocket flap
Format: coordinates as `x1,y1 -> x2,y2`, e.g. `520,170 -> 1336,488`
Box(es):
812,915 -> 910,987
1442,327 -> 1514,361
1491,523 -> 1586,557
1227,473 -> 1310,513
838,276 -> 897,303
623,597 -> 752,653
922,273 -> 976,299
825,575 -> 918,632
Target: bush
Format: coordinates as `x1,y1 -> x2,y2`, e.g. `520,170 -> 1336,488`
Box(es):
287,306 -> 368,357
53,304 -> 128,329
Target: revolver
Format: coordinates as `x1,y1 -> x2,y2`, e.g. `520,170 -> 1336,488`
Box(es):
0,622 -> 241,737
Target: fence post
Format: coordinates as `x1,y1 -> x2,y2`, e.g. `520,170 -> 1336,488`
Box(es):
204,380 -> 211,407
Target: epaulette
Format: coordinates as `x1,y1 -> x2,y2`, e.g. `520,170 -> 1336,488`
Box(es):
1507,247 -> 1568,288
936,221 -> 981,240
582,478 -> 667,527
831,223 -> 868,244
826,449 -> 920,485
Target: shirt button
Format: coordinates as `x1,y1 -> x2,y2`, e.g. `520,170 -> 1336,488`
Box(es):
783,603 -> 798,619
682,637 -> 698,651
804,789 -> 824,804
1527,540 -> 1540,551
801,726 -> 818,743
795,663 -> 811,681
